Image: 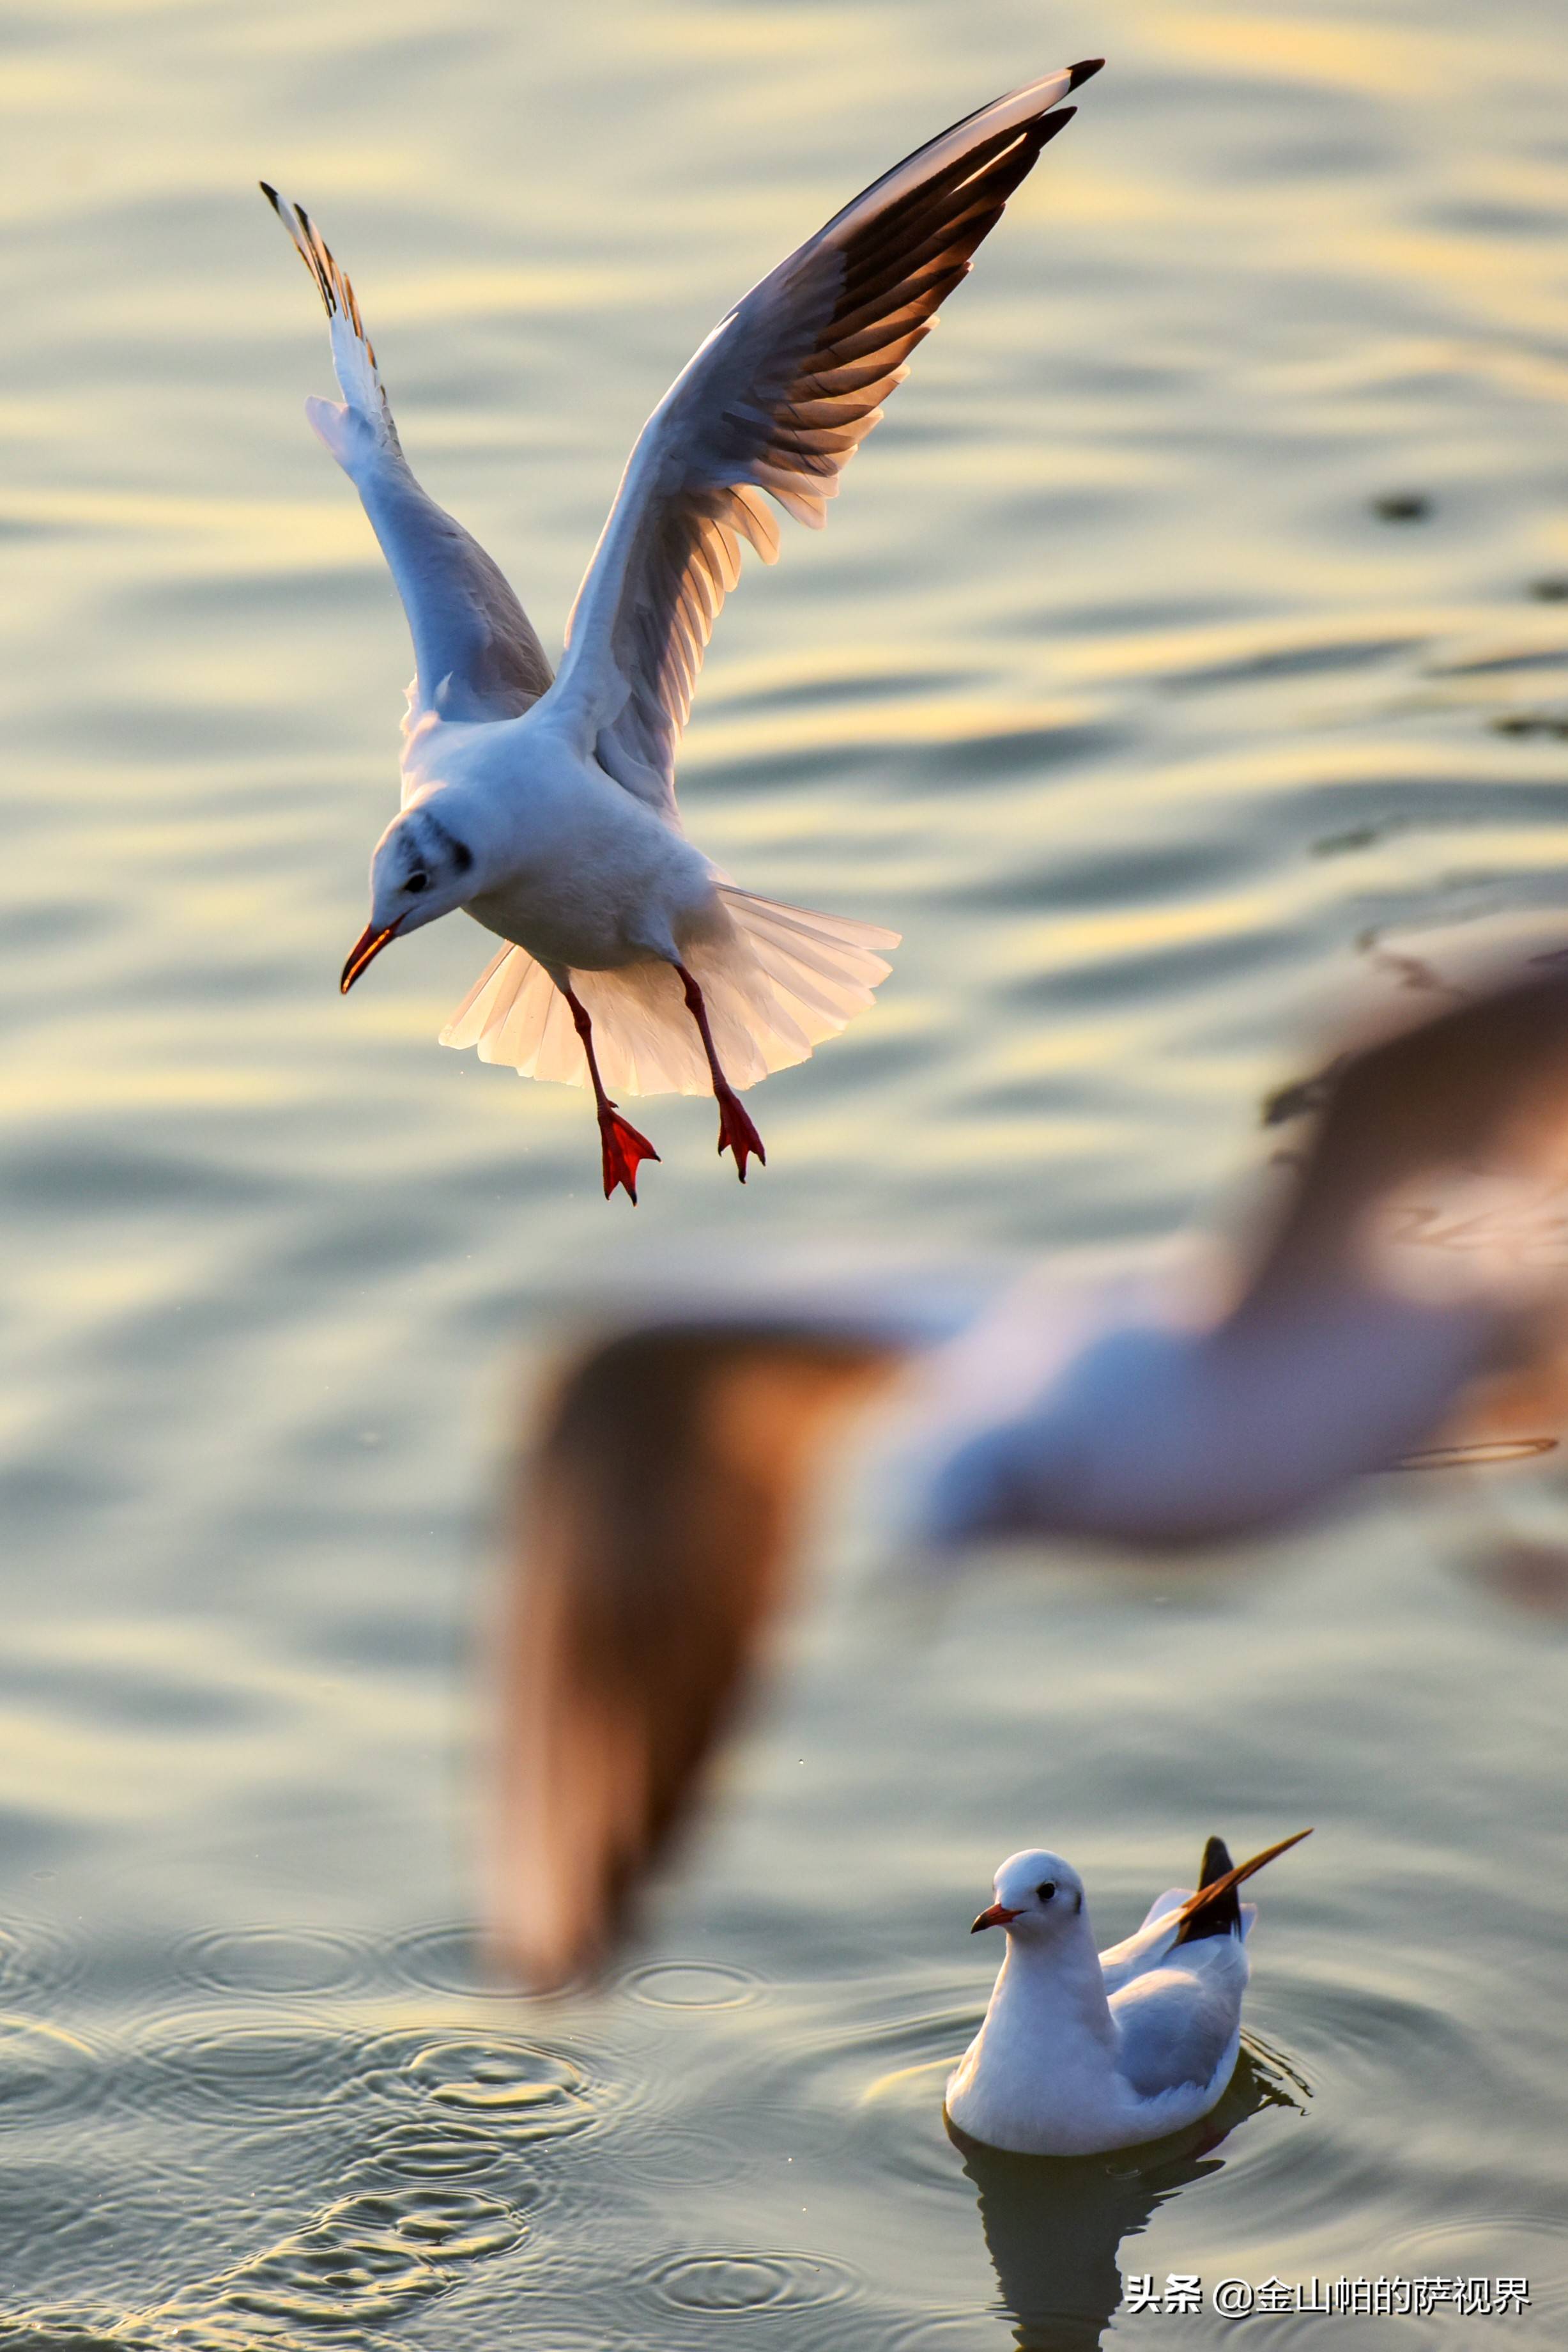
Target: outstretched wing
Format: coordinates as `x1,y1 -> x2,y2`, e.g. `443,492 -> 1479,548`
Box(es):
263,187 -> 554,726
553,63 -> 1102,821
1243,963 -> 1568,1318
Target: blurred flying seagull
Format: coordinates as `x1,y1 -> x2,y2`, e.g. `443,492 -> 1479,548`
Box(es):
261,61 -> 1104,1198
489,954 -> 1568,1982
948,1830 -> 1310,2155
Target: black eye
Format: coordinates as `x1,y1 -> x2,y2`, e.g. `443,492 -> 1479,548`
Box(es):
1036,1880 -> 1057,1902
405,871 -> 429,894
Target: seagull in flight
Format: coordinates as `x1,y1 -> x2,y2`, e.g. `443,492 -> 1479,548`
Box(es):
486,951 -> 1568,1981
262,61 -> 1103,1197
949,1831 -> 1310,2155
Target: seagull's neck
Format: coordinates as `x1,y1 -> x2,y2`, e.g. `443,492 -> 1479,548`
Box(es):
988,1919 -> 1116,2050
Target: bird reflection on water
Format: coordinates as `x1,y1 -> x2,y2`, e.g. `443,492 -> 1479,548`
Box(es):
951,2040 -> 1309,2351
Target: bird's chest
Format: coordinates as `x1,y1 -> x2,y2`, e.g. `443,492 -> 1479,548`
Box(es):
465,791 -> 709,971
466,863 -> 633,969
948,1985 -> 1119,2152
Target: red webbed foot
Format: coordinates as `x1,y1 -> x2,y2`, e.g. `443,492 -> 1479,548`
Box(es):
714,1087 -> 765,1182
597,1106 -> 660,1203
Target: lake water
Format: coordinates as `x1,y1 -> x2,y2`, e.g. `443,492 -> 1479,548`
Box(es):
4,0 -> 1568,2344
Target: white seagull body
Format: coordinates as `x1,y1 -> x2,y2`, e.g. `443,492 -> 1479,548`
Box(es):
947,1832 -> 1309,2156
263,61 -> 1103,1196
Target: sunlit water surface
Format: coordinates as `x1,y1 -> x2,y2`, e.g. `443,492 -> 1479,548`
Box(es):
4,0 -> 1568,2344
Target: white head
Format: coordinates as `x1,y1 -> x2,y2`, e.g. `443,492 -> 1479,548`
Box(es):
971,1848 -> 1089,1946
341,802 -> 480,992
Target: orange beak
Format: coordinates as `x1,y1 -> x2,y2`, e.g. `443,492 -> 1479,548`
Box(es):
341,917 -> 402,994
971,1902 -> 1024,1933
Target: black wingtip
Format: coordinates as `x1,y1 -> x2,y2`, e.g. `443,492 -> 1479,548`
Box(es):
1199,1834 -> 1234,1889
1173,1834 -> 1243,1945
259,180 -> 281,210
1068,58 -> 1105,90
1037,105 -> 1077,143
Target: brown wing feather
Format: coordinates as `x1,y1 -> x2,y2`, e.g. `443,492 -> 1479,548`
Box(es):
486,1326 -> 898,1987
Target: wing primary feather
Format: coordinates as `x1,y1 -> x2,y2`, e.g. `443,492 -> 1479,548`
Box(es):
1171,1829 -> 1312,1945
261,182 -> 555,722
1174,1834 -> 1241,1942
556,69 -> 1099,821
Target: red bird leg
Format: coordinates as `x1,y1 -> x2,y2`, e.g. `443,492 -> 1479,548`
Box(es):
675,963 -> 765,1182
564,982 -> 659,1203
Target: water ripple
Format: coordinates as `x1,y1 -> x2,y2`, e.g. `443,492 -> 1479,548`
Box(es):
878,2318 -> 992,2351
641,2249 -> 861,2318
388,1923 -> 519,2000
0,1919 -> 89,2009
0,2016 -> 109,2131
173,1928 -> 369,2000
361,2028 -> 611,2144
621,1961 -> 764,2011
134,2020 -> 362,2124
148,2188 -> 527,2339
346,2117 -> 513,2181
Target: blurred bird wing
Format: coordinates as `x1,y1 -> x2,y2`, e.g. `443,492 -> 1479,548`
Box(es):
551,65 -> 1097,821
263,187 -> 554,727
911,963 -> 1568,1551
1240,963 -> 1568,1326
487,1319 -> 904,1987
1218,963 -> 1568,1462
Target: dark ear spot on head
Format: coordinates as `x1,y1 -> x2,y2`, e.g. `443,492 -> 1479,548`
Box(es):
424,813 -> 473,876
1074,1889 -> 1082,1914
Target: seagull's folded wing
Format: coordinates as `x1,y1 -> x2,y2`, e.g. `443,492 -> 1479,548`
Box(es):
1097,1891 -> 1191,1994
1111,1960 -> 1244,2101
551,64 -> 1099,821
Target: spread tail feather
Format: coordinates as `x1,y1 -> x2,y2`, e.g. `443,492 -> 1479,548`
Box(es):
440,888 -> 898,1099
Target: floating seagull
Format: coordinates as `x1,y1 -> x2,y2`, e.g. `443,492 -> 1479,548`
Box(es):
947,1830 -> 1311,2155
261,61 -> 1103,1197
486,953 -> 1568,1981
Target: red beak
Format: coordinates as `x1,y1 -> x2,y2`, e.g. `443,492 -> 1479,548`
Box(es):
971,1902 -> 1024,1933
341,917 -> 402,994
